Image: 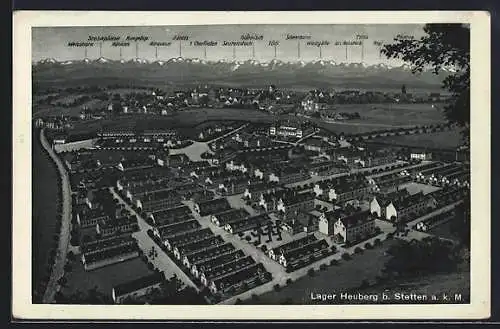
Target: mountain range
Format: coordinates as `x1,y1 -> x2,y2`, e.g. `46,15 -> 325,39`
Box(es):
33,57 -> 456,90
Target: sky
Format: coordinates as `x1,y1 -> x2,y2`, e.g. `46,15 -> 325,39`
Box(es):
32,24 -> 426,65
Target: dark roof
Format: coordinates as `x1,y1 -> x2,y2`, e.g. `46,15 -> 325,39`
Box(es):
187,242 -> 236,264
226,213 -> 271,231
203,256 -> 256,280
272,235 -> 317,255
113,272 -> 165,297
337,210 -> 373,228
98,216 -> 138,230
157,219 -> 201,237
120,171 -> 172,185
82,234 -> 135,254
302,137 -> 330,148
120,158 -> 155,169
78,208 -> 109,222
247,181 -> 280,192
128,180 -> 173,196
213,208 -> 249,222
316,173 -> 363,190
178,235 -> 226,255
84,242 -> 138,264
197,198 -> 231,215
168,228 -> 213,246
212,263 -> 266,288
374,189 -> 411,207
281,192 -> 315,206
276,165 -> 306,176
150,205 -> 191,219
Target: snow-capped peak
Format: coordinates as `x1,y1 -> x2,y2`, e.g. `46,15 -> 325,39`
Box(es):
38,58 -> 57,64
96,57 -> 110,63
371,63 -> 391,69
231,63 -> 241,71
131,57 -> 149,64
347,62 -> 369,68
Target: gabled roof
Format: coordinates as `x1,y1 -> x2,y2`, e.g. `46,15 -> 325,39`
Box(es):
98,216 -> 138,230
213,208 -> 249,222
211,263 -> 266,288
197,198 -> 231,215
150,205 -> 192,221
194,249 -> 245,270
281,192 -> 315,206
374,189 -> 411,207
140,189 -> 179,202
281,239 -> 329,260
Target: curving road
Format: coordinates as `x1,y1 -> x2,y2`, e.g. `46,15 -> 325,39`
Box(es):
40,129 -> 72,303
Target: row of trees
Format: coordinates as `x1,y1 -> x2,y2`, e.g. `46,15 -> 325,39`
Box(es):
382,237 -> 463,279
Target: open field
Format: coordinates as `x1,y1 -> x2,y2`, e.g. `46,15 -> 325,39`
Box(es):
60,257 -> 154,299
69,108 -> 275,136
249,240 -> 397,304
355,270 -> 470,304
313,103 -> 447,134
32,130 -> 60,295
33,99 -> 109,118
370,129 -> 463,149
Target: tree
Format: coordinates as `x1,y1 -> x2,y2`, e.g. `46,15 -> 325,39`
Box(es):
255,220 -> 262,245
382,24 -> 470,140
64,263 -> 73,272
267,221 -> 274,242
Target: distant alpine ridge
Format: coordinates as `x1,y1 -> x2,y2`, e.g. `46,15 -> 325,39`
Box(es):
33,57 -> 457,89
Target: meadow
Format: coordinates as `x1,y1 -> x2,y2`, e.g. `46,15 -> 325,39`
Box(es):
249,240 -> 397,304
60,257 -> 154,299
68,108 -> 276,136
370,129 -> 464,149
320,103 -> 445,127
32,130 -> 60,297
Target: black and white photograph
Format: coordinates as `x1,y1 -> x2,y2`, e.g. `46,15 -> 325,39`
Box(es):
12,11 -> 490,320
